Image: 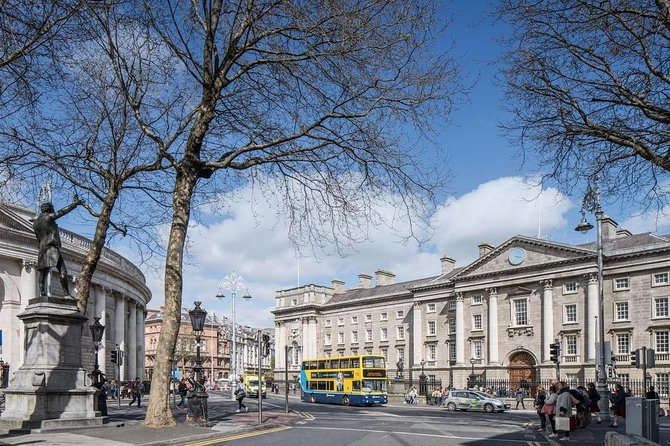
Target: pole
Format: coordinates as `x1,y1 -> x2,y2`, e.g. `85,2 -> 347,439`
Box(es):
258,330 -> 262,423
642,346 -> 648,395
285,344 -> 289,414
231,290 -> 236,401
594,179 -> 610,421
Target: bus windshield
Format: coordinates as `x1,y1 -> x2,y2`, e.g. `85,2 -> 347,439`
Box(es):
362,356 -> 385,368
362,380 -> 387,392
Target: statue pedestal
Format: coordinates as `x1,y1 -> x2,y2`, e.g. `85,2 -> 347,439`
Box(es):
0,296 -> 106,432
390,378 -> 406,395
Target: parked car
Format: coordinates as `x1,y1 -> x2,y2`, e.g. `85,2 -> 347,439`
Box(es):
443,389 -> 511,413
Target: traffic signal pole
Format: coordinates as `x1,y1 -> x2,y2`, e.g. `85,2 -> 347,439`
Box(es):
642,346 -> 648,394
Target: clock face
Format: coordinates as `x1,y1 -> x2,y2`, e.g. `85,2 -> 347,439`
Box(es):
508,247 -> 527,266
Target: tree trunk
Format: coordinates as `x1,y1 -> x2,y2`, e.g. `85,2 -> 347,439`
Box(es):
144,171 -> 197,427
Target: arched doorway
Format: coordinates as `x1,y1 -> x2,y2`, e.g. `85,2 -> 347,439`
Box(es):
508,351 -> 536,396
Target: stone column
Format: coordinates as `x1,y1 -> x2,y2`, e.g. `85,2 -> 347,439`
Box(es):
114,295 -> 126,381
301,317 -> 310,359
487,288 -> 499,364
455,293 -> 465,364
413,302 -> 423,367
136,306 -> 145,380
309,318 -> 317,359
128,303 -> 137,380
95,286 -> 106,374
587,274 -> 598,362
17,260 -> 38,367
542,280 -> 554,363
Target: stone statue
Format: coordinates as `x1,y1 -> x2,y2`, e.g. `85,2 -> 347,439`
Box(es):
31,195 -> 84,297
396,358 -> 404,377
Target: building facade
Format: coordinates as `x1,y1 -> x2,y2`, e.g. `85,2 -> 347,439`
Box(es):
0,203 -> 151,383
273,217 -> 670,393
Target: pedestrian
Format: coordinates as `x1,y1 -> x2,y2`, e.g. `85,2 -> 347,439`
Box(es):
610,383 -> 626,428
645,385 -> 659,400
545,385 -> 558,437
555,381 -> 573,440
535,385 -> 547,432
110,379 -> 118,400
432,387 -> 442,406
234,376 -> 248,413
128,377 -> 142,408
515,387 -> 526,409
574,385 -> 591,429
587,382 -> 602,424
177,377 -> 188,408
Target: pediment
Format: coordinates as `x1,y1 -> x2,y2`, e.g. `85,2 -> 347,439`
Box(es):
0,204 -> 35,234
453,236 -> 594,280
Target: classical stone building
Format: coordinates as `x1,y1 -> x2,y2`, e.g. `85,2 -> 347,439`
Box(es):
273,216 -> 670,393
0,203 -> 150,383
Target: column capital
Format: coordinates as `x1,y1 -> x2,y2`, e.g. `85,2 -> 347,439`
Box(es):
585,273 -> 598,284
21,259 -> 36,269
413,301 -> 422,309
456,292 -> 464,302
542,279 -> 553,290
486,287 -> 497,297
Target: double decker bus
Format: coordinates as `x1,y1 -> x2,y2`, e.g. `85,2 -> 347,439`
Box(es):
300,354 -> 388,406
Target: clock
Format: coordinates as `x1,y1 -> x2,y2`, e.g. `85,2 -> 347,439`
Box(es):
508,247 -> 526,266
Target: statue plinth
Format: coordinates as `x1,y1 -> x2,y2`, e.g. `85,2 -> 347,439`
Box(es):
0,295 -> 106,432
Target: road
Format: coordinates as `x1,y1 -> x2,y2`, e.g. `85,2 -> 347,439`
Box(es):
183,393 -> 546,446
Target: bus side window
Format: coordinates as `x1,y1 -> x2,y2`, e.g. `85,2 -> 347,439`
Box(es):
309,381 -> 317,390
340,359 -> 350,368
353,380 -> 361,391
351,359 -> 359,368
330,359 -> 339,369
318,361 -> 326,369
324,360 -> 331,369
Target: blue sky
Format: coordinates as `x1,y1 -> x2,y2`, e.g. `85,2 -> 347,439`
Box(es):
49,3 -> 670,328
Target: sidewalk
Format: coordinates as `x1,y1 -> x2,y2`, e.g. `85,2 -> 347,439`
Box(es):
0,396 -> 303,446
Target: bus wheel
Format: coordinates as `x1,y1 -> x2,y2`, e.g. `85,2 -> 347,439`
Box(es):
342,395 -> 350,406
310,394 -> 316,403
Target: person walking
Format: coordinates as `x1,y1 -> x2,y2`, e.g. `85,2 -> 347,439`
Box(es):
545,385 -> 558,437
515,387 -> 526,410
128,377 -> 142,408
586,382 -> 602,424
610,383 -> 626,428
177,377 -> 188,408
234,377 -> 248,413
535,385 -> 547,432
555,381 -> 573,441
645,385 -> 659,400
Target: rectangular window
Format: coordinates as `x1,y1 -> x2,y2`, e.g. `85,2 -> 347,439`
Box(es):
472,340 -> 483,359
563,283 -> 577,294
337,317 -> 344,326
337,332 -> 344,345
396,310 -> 404,319
427,303 -> 436,313
564,304 -> 577,323
381,348 -> 388,362
397,347 -> 404,363
365,314 -> 372,322
427,321 -> 436,336
325,319 -> 331,328
656,331 -> 669,353
657,373 -> 670,397
449,342 -> 456,361
513,298 -> 528,326
565,335 -> 577,356
472,295 -> 483,304
614,277 -> 630,291
380,327 -> 388,341
449,301 -> 457,310
472,314 -> 482,331
397,326 -> 405,340
615,302 -> 629,321
428,344 -> 436,361
351,316 -> 358,324
654,272 -> 669,287
325,333 -> 332,345
655,298 -> 669,318
365,329 -> 373,342
380,312 -> 388,321
351,331 -> 358,343
616,333 -> 630,355
449,319 -> 456,334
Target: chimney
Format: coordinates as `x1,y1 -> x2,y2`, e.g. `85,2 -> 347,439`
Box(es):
616,228 -> 632,238
375,269 -> 395,287
331,279 -> 345,294
600,215 -> 618,239
358,273 -> 372,289
440,256 -> 455,275
478,242 -> 494,258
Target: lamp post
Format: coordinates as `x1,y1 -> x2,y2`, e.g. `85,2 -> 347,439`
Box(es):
216,271 -> 252,400
419,359 -> 427,396
575,175 -> 610,421
470,358 -> 476,388
89,316 -> 107,416
187,301 -> 209,425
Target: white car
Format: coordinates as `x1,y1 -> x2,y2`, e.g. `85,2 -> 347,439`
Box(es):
443,389 -> 511,413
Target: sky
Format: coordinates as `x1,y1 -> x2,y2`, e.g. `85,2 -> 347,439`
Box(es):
52,3 -> 670,329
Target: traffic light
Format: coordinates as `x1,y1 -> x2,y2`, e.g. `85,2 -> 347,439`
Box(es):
262,334 -> 271,356
549,342 -> 560,363
111,350 -> 118,364
631,349 -> 640,368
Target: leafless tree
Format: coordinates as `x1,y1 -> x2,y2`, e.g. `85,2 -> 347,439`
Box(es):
498,0 -> 670,205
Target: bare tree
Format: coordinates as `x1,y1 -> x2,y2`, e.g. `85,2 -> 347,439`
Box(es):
82,0 -> 462,427
498,0 -> 670,204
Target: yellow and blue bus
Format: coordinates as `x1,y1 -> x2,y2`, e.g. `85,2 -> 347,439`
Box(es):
300,354 -> 388,406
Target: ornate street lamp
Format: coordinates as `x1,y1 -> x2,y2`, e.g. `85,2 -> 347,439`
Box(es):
89,316 -> 107,416
187,301 -> 209,425
469,358 -> 476,388
419,359 -> 427,396
575,175 -> 610,421
216,271 -> 252,400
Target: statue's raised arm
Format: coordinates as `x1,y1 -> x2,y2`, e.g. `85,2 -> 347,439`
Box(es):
32,195 -> 84,298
